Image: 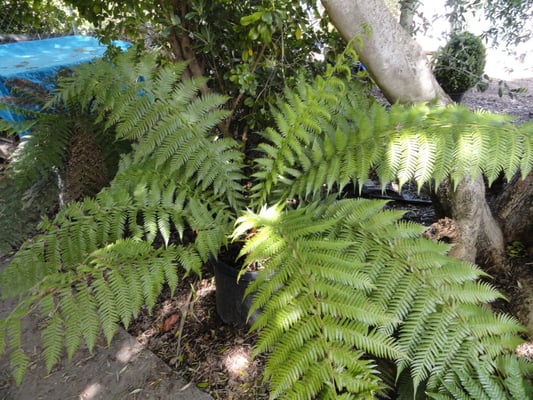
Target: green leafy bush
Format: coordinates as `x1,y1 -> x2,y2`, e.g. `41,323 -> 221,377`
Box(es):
433,31 -> 487,94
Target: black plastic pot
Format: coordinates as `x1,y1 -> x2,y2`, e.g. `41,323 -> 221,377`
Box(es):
448,92 -> 465,103
211,257 -> 259,328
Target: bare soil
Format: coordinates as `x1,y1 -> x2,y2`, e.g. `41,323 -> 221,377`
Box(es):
462,77 -> 533,124
126,269 -> 269,400
0,76 -> 532,400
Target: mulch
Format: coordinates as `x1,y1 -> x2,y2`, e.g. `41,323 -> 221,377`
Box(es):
128,268 -> 269,400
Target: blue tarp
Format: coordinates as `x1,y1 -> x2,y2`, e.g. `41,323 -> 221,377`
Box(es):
0,35 -> 130,123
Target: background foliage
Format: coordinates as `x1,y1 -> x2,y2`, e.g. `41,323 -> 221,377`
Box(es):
433,31 -> 487,94
0,0 -> 76,37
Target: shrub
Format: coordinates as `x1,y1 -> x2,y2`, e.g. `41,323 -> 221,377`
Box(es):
433,31 -> 487,94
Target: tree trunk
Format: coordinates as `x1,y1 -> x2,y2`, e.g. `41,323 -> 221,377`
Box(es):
496,173 -> 533,251
322,0 -> 511,268
399,0 -> 418,36
165,1 -> 208,95
434,176 -> 505,270
321,0 -> 450,105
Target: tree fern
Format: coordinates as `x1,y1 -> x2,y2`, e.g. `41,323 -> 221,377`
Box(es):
235,201 -> 403,398
0,74 -> 127,252
1,44 -> 532,397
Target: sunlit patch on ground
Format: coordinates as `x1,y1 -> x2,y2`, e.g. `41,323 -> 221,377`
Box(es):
129,272 -> 268,399
223,345 -> 252,379
79,382 -> 103,399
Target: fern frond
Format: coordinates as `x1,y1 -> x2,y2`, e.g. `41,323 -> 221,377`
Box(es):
107,267 -> 135,328
76,283 -> 101,353
58,288 -> 83,362
239,198 -> 532,399
238,200 -> 409,398
41,313 -> 65,373
496,354 -> 533,399
256,89 -> 532,203
10,348 -> 30,386
251,74 -> 373,203
0,48 -> 243,383
92,275 -> 120,345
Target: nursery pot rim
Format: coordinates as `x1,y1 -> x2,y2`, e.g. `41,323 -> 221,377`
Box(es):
209,255 -> 259,282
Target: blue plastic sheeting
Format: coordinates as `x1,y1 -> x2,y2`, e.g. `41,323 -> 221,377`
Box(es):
0,35 -> 130,123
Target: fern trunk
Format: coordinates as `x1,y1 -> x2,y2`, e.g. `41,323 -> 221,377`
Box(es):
434,176 -> 506,269
323,0 -> 516,270
496,173 -> 533,252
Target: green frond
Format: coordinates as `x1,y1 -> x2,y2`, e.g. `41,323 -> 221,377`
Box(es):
322,320 -> 401,359
519,122 -> 533,176
440,280 -> 503,304
175,245 -> 203,275
463,306 -> 526,338
241,198 -> 532,398
408,307 -> 457,389
10,348 -> 30,386
141,263 -> 165,313
256,87 -> 532,202
76,283 -> 100,353
425,326 -> 471,390
58,288 -> 83,362
477,360 -> 510,399
423,261 -> 487,285
41,314 -> 65,373
239,201 -> 415,397
373,269 -> 418,332
317,291 -> 392,326
2,44 -> 239,324
107,267 -> 135,328
252,74 -> 372,203
395,288 -> 439,370
496,354 -> 533,399
121,266 -> 145,318
443,368 -> 492,400
92,276 -> 120,345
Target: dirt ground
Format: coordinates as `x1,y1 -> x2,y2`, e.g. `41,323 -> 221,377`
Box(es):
462,77 -> 533,124
0,253 -> 214,400
0,73 -> 532,400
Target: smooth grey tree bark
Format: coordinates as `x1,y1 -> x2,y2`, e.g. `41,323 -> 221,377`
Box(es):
321,0 -> 450,105
321,0 -> 511,268
399,0 -> 419,35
